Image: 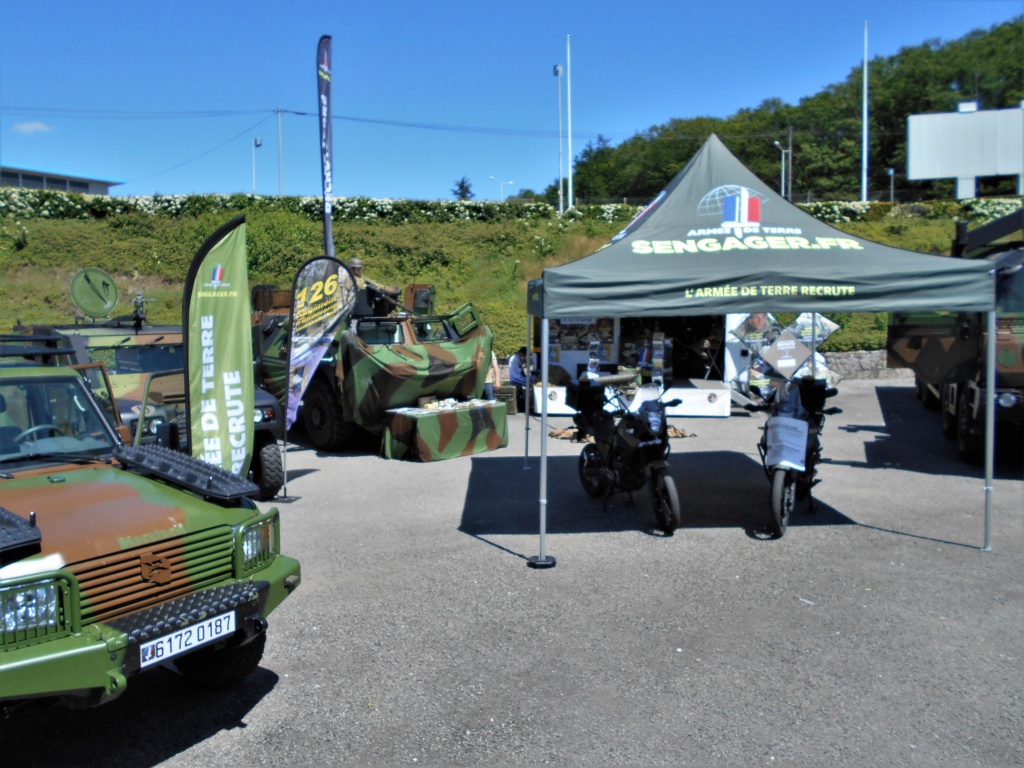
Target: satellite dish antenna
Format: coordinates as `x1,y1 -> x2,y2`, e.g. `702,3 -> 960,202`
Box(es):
70,267 -> 119,318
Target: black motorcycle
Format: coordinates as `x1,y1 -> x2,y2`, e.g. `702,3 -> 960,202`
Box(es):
747,376 -> 841,538
569,373 -> 683,535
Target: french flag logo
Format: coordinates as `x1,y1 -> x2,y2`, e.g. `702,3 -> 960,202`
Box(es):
721,189 -> 760,229
211,264 -> 224,288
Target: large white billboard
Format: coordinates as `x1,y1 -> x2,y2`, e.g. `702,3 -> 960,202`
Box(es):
907,106 -> 1023,180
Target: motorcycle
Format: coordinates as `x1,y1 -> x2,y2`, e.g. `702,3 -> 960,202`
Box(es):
747,376 -> 841,538
568,372 -> 683,535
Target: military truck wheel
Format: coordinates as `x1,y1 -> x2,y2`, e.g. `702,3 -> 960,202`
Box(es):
175,633 -> 266,689
250,435 -> 283,500
302,378 -> 352,451
956,386 -> 984,465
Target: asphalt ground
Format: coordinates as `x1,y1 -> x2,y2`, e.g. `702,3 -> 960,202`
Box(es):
5,380 -> 1023,766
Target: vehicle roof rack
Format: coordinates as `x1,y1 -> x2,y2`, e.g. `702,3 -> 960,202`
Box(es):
114,444 -> 259,502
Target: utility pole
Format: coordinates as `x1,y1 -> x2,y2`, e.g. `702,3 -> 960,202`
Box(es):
277,107 -> 283,195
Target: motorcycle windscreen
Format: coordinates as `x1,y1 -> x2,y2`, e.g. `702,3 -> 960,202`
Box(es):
765,415 -> 808,472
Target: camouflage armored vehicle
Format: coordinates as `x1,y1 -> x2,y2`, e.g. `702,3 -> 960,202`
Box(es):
251,284 -> 495,451
0,351 -> 301,710
887,209 -> 1024,463
9,319 -> 285,500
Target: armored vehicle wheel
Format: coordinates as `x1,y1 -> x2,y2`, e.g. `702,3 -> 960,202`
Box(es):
940,383 -> 958,440
250,435 -> 284,500
956,387 -> 984,465
302,378 -> 352,451
768,468 -> 794,539
578,444 -> 608,498
649,468 -> 680,536
175,632 -> 266,689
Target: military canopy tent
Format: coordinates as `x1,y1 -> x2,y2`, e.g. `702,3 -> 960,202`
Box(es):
528,134 -> 995,318
523,134 -> 1006,567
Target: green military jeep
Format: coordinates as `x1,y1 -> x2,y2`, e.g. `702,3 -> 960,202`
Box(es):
0,354 -> 301,710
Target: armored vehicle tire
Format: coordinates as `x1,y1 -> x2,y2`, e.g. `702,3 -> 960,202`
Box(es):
649,469 -> 680,536
302,377 -> 352,451
250,434 -> 284,500
940,383 -> 958,440
917,376 -> 937,409
768,468 -> 794,539
175,632 -> 266,689
956,387 -> 984,465
578,444 -> 608,498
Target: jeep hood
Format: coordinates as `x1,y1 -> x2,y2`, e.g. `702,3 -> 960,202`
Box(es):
0,467 -> 244,571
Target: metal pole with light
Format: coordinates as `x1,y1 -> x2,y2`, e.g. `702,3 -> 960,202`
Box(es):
773,140 -> 789,200
252,137 -> 262,194
489,176 -> 514,202
554,64 -> 564,216
887,168 -> 895,203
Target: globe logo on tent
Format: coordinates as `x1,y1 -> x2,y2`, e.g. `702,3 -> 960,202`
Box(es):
697,185 -> 767,233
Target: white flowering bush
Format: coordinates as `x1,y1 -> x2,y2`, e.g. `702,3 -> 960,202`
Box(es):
797,200 -> 874,223
959,197 -> 1022,225
2,186 -> 1018,229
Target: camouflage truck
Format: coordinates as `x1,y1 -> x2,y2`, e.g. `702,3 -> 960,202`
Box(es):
0,349 -> 300,711
251,284 -> 495,451
887,209 -> 1024,463
8,320 -> 285,499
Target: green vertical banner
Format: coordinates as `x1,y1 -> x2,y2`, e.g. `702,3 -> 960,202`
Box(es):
182,215 -> 255,477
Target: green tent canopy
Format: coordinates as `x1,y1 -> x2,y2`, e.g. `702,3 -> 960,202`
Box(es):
528,133 -> 995,318
523,134 -> 1009,568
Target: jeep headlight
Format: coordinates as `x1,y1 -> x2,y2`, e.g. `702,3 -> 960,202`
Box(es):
2,580 -> 61,633
253,406 -> 276,424
239,514 -> 279,573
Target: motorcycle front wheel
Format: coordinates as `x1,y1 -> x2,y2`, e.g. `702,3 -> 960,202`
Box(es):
578,443 -> 609,498
768,468 -> 795,538
649,468 -> 680,536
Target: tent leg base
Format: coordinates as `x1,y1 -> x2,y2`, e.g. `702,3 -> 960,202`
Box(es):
527,555 -> 557,569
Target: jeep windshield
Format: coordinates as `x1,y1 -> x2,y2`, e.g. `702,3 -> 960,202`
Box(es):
0,375 -> 119,466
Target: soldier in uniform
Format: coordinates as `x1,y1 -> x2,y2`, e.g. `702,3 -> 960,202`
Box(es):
348,257 -> 399,316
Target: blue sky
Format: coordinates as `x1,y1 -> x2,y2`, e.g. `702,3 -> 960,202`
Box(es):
1,0 -> 1020,201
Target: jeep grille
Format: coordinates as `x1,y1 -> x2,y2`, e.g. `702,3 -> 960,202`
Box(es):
70,527 -> 235,625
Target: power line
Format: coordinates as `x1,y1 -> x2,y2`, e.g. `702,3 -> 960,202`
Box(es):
124,114 -> 276,184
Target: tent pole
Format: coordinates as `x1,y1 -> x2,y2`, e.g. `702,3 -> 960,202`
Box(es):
528,319 -> 556,568
523,314 -> 532,469
982,310 -> 995,552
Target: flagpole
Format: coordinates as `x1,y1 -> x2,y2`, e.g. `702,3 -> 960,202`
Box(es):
566,34 -> 573,210
861,21 -> 869,202
317,35 -> 335,257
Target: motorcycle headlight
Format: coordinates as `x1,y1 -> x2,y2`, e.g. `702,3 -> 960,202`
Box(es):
2,580 -> 61,633
640,402 -> 662,434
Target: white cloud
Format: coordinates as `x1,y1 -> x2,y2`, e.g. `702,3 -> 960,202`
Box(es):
11,122 -> 52,135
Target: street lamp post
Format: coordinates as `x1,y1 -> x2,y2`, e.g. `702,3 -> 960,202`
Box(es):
489,176 -> 514,202
252,137 -> 262,194
887,167 -> 895,203
773,140 -> 790,200
554,64 -> 564,215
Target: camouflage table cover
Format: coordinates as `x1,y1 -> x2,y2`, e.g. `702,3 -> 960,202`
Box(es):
382,401 -> 508,462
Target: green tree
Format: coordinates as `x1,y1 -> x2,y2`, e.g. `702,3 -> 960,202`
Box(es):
452,177 -> 474,201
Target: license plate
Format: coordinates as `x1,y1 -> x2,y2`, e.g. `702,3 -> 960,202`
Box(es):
139,611 -> 236,668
